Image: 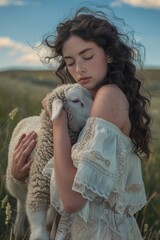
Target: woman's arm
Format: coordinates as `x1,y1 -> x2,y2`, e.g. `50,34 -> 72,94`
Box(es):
41,91 -> 86,213
53,110 -> 87,213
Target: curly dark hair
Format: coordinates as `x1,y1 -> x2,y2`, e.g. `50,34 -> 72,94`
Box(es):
42,7 -> 152,160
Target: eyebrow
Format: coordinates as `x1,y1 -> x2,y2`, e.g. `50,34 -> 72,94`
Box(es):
63,48 -> 93,59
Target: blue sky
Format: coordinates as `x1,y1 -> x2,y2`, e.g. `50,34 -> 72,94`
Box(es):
0,0 -> 160,71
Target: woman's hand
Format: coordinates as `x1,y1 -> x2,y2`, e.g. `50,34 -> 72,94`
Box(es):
11,131 -> 37,181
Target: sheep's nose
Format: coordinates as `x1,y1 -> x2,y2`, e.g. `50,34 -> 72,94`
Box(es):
81,102 -> 84,107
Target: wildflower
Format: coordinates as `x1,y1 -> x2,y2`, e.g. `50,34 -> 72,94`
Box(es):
8,107 -> 19,120
1,195 -> 8,209
1,195 -> 12,225
5,202 -> 12,225
143,223 -> 148,233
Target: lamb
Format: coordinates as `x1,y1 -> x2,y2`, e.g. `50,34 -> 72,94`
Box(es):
6,83 -> 93,240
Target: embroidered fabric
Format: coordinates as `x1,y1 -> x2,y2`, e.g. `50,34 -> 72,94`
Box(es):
43,117 -> 147,239
71,118 -> 147,217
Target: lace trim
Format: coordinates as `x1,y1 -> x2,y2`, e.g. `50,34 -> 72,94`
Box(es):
72,159 -> 123,202
74,181 -> 146,217
72,160 -> 147,217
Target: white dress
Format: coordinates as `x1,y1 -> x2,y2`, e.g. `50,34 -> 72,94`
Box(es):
43,117 -> 147,240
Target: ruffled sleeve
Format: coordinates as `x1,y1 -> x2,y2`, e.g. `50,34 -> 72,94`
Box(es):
71,117 -> 129,201
71,117 -> 147,218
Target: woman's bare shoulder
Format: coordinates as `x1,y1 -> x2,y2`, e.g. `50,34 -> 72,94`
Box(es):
90,84 -> 130,130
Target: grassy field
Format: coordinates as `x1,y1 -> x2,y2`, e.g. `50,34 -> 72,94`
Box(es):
0,69 -> 160,239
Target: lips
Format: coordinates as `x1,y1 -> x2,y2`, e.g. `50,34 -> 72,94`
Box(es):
78,77 -> 91,84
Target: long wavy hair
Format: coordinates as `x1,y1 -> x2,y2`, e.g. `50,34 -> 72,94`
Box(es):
42,7 -> 152,160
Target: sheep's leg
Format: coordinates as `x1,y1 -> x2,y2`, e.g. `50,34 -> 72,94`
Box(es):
14,199 -> 26,240
46,206 -> 61,240
50,213 -> 61,240
27,206 -> 49,240
46,205 -> 57,231
6,179 -> 27,240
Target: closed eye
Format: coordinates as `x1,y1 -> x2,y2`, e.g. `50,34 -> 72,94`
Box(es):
72,99 -> 79,103
84,55 -> 93,60
67,62 -> 74,67
66,62 -> 74,67
71,99 -> 84,107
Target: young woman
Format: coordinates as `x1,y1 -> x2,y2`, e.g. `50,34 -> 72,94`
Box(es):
12,7 -> 151,239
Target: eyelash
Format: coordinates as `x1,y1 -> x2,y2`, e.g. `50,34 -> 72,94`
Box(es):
84,56 -> 93,60
67,63 -> 74,67
66,55 -> 93,67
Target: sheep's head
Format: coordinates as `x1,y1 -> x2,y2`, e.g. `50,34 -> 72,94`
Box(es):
47,84 -> 93,132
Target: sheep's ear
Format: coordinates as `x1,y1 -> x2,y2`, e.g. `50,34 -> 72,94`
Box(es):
51,99 -> 63,121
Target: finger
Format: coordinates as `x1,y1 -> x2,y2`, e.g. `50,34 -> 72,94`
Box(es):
19,160 -> 33,178
22,159 -> 33,172
15,133 -> 37,165
22,139 -> 37,162
19,131 -> 37,148
21,132 -> 37,151
42,92 -> 51,108
42,93 -> 50,104
42,98 -> 47,109
15,132 -> 34,153
15,133 -> 26,150
17,139 -> 37,167
15,132 -> 37,157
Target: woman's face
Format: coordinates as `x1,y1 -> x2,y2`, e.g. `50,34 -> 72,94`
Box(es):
62,35 -> 110,95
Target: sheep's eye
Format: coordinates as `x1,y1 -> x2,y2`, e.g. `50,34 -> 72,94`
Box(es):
71,99 -> 84,107
72,99 -> 79,103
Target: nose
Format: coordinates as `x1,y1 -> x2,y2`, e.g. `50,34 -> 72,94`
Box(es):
75,60 -> 85,74
75,62 -> 81,73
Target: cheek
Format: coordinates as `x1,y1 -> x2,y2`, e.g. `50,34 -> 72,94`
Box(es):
67,68 -> 78,81
93,58 -> 108,77
67,67 -> 74,76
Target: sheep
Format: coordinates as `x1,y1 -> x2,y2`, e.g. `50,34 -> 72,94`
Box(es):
6,83 -> 93,240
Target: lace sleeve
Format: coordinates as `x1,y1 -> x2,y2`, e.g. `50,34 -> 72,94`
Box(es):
71,117 -> 128,202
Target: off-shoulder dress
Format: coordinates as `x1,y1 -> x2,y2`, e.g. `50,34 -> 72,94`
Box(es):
43,117 -> 147,240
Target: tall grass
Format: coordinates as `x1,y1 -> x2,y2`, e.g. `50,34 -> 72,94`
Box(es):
0,70 -> 160,239
0,70 -> 58,239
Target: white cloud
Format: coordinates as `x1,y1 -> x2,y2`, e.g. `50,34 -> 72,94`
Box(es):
0,0 -> 40,7
0,0 -> 26,6
0,37 -> 29,52
111,0 -> 160,9
0,36 -> 60,70
0,36 -> 41,68
18,52 -> 40,64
